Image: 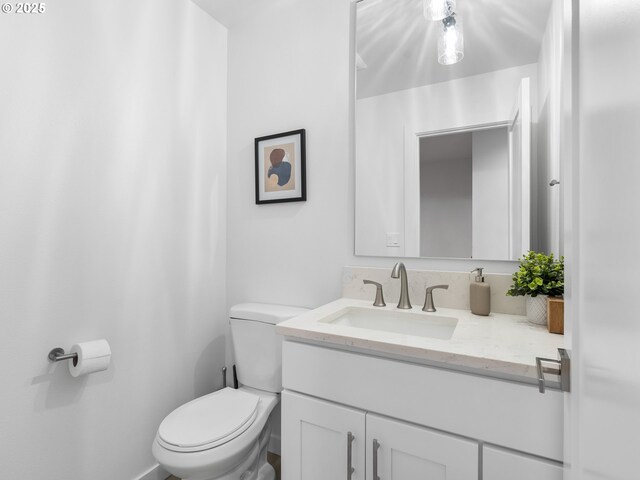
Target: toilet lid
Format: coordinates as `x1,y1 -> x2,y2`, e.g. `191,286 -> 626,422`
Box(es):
158,388 -> 259,453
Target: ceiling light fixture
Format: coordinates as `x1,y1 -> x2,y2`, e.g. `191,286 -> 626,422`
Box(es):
438,14 -> 464,66
424,0 -> 456,21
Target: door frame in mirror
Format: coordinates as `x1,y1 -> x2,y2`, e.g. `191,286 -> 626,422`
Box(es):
403,120 -> 510,259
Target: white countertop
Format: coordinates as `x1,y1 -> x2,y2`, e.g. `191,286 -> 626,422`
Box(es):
276,298 -> 565,382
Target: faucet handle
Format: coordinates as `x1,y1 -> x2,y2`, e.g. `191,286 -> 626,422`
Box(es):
425,284 -> 449,293
423,284 -> 449,312
363,280 -> 386,307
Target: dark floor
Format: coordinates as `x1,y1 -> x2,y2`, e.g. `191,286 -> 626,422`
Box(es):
166,453 -> 281,480
267,452 -> 281,479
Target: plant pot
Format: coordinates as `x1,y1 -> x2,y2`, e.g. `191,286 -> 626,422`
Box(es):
547,296 -> 564,334
526,295 -> 548,325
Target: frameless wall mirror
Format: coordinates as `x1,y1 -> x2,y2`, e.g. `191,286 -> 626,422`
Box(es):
355,0 -> 562,261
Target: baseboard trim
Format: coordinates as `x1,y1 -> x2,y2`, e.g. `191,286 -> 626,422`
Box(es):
134,463 -> 170,480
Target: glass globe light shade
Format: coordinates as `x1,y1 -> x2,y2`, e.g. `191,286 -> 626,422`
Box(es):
424,0 -> 456,21
438,14 -> 464,66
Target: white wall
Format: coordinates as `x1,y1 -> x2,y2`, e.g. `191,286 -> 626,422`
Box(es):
0,1 -> 228,479
536,0 -> 563,256
225,0 -> 525,332
355,64 -> 537,259
226,0 -> 352,309
472,128 -> 510,260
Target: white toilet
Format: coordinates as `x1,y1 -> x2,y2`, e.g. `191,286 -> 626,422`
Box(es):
152,303 -> 308,480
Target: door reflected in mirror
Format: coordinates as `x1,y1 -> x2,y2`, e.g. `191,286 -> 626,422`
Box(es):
354,0 -> 562,261
417,126 -> 509,259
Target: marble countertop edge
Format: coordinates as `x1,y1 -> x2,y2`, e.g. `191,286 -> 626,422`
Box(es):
276,298 -> 565,382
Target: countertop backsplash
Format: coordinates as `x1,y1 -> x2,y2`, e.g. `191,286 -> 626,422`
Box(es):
343,266 -> 525,316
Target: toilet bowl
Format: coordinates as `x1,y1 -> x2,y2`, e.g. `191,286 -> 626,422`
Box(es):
152,303 -> 308,480
153,387 -> 278,480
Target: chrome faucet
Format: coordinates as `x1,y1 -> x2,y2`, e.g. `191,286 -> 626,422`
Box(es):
391,262 -> 412,309
423,285 -> 449,312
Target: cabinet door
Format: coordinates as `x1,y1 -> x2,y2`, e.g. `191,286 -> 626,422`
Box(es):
366,413 -> 478,480
282,390 -> 366,480
483,445 -> 563,480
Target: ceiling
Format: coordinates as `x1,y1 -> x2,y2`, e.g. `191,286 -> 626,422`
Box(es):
190,0 -> 235,27
357,0 -> 553,99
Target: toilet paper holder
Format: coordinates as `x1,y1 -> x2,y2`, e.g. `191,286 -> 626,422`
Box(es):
48,347 -> 78,365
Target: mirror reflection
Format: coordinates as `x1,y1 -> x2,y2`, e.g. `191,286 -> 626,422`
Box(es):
355,0 -> 561,261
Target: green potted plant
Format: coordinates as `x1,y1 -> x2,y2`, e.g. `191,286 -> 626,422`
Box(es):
507,251 -> 564,325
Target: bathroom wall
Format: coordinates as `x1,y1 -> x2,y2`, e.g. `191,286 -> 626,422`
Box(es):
355,64 -> 537,259
226,0 -> 353,309
536,0 -> 563,256
343,266 -> 525,316
0,1 -> 227,479
226,0 -> 522,323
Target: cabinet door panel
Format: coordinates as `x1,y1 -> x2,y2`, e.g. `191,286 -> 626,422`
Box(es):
282,391 -> 366,480
483,445 -> 563,480
367,413 -> 478,480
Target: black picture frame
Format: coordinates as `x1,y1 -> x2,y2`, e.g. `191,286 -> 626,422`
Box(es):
254,129 -> 306,204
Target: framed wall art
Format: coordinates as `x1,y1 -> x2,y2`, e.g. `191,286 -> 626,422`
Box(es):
254,129 -> 306,204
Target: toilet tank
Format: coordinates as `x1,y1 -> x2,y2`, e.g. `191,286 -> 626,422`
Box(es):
229,303 -> 309,393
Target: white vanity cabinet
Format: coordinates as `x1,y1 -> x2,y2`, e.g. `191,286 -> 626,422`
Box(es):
367,413 -> 478,480
282,391 -> 477,480
281,340 -> 564,479
483,445 -> 563,480
281,391 -> 365,480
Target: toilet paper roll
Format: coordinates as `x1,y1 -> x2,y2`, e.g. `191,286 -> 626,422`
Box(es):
68,339 -> 111,378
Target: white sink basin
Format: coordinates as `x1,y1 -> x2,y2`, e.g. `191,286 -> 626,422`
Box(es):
321,307 -> 458,340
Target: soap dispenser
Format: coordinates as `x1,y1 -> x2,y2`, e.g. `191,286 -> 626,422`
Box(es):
470,268 -> 490,316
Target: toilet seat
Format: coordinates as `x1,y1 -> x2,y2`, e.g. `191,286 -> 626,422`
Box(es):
158,388 -> 260,453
